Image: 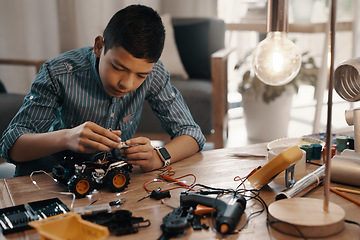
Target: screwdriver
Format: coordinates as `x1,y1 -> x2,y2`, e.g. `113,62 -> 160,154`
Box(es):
138,189 -> 171,202
109,198 -> 126,206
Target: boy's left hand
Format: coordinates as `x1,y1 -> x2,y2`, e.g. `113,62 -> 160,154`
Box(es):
120,137 -> 163,171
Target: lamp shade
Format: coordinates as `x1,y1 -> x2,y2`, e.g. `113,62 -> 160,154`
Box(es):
334,57 -> 360,102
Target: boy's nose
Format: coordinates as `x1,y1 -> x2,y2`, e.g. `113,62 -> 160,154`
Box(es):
120,75 -> 134,90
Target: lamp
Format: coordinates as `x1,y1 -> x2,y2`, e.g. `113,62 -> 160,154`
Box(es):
335,58 -> 360,153
252,0 -> 301,86
253,0 -> 346,238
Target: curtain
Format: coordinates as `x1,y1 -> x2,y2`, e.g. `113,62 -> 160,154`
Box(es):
0,0 -> 60,93
0,0 -> 163,93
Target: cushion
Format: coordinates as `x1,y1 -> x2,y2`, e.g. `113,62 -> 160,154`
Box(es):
136,80 -> 212,135
159,14 -> 189,80
172,18 -> 225,80
0,93 -> 25,136
0,80 -> 6,93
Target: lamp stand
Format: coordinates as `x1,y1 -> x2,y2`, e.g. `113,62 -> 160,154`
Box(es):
268,198 -> 345,238
267,0 -> 345,238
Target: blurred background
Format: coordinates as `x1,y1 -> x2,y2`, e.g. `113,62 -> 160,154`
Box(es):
0,0 -> 359,148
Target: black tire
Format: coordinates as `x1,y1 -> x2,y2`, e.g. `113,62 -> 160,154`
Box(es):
107,168 -> 130,192
68,174 -> 94,198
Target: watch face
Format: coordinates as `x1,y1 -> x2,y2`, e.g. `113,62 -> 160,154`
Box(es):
159,148 -> 171,160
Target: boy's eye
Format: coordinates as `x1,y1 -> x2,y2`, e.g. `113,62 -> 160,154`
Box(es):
112,64 -> 125,71
137,74 -> 147,79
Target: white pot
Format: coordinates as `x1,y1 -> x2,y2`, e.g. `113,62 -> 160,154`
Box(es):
290,0 -> 315,23
242,87 -> 295,142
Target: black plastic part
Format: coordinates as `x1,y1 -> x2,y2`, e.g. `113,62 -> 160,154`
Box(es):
159,206 -> 194,239
81,209 -> 150,236
0,198 -> 69,235
150,190 -> 171,200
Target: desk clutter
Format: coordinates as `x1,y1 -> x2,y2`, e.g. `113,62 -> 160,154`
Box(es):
0,197 -> 151,239
0,198 -> 69,235
0,141 -> 359,239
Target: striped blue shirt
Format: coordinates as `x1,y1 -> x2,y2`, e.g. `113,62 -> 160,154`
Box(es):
0,47 -> 205,169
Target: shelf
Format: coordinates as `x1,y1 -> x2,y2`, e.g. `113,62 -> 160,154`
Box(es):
226,20 -> 353,33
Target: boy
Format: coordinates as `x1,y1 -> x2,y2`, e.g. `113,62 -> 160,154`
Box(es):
0,5 -> 205,176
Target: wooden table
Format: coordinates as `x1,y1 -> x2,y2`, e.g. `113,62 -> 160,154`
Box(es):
0,143 -> 359,239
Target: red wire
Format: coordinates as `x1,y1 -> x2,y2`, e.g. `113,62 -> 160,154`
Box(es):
144,173 -> 196,192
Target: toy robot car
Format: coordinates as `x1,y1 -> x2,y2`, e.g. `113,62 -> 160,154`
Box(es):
52,151 -> 132,198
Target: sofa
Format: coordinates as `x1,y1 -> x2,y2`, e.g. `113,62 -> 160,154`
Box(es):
0,81 -> 24,178
0,59 -> 45,178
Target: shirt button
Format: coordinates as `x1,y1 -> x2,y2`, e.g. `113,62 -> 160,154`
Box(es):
110,113 -> 115,118
171,92 -> 176,97
29,95 -> 34,100
66,64 -> 73,71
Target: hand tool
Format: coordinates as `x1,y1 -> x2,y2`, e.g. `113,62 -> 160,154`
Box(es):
180,191 -> 246,234
138,189 -> 171,202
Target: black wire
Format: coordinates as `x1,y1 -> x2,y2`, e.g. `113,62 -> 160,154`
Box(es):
190,183 -> 266,234
189,182 -> 310,239
237,190 -> 265,231
345,219 -> 360,227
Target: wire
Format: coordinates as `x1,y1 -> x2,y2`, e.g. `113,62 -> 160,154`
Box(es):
143,173 -> 197,193
345,219 -> 360,227
30,170 -> 76,210
190,173 -> 310,239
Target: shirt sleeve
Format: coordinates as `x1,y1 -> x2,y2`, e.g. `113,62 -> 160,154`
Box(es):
146,62 -> 206,151
0,62 -> 62,162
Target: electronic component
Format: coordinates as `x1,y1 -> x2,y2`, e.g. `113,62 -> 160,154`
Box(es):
0,198 -> 69,235
120,142 -> 130,149
137,189 -> 171,202
109,198 -> 126,206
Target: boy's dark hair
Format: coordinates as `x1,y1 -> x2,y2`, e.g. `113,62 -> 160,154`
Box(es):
103,4 -> 165,63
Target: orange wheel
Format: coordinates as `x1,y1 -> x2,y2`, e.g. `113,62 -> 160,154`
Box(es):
76,180 -> 90,195
108,168 -> 130,192
68,175 -> 94,198
113,174 -> 126,188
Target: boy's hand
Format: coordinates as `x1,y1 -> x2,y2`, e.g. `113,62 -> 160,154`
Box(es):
66,121 -> 123,153
121,137 -> 163,171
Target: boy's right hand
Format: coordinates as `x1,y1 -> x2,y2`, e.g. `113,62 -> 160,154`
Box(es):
66,121 -> 123,154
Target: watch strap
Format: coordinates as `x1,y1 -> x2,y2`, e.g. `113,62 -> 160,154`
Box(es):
155,147 -> 171,168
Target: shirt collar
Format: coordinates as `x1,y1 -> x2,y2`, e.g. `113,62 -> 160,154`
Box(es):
89,48 -> 102,86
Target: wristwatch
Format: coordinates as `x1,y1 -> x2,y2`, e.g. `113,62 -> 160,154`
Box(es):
155,147 -> 171,168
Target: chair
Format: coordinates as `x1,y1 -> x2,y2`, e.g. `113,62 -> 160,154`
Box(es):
0,59 -> 45,178
135,17 -> 231,149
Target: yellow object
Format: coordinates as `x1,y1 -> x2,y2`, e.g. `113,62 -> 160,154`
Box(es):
333,187 -> 360,195
248,146 -> 303,189
28,212 -> 109,240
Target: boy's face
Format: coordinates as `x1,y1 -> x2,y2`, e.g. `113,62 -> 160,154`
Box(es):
94,36 -> 155,98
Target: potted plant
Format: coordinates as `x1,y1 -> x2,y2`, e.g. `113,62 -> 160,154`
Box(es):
237,51 -> 318,142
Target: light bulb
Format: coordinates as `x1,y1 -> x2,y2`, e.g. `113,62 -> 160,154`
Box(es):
252,32 -> 301,86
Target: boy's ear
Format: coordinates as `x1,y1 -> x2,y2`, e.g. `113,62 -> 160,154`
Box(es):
94,36 -> 104,57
